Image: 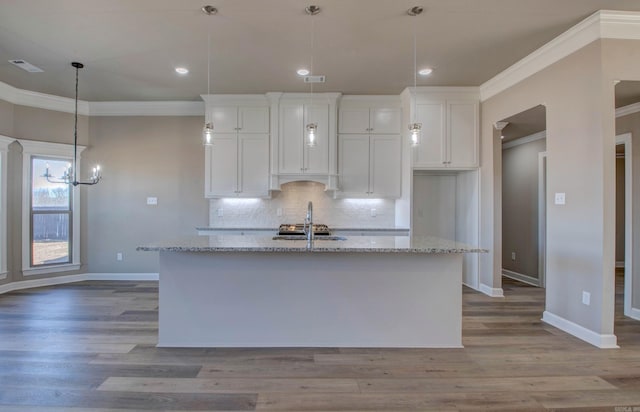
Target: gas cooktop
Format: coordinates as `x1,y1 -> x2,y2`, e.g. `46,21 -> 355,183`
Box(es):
278,223 -> 331,236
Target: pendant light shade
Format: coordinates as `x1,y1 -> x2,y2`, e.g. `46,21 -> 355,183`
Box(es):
306,123 -> 318,147
203,122 -> 214,146
43,62 -> 102,186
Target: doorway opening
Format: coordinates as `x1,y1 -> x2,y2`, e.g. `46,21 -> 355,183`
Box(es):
498,105 -> 547,288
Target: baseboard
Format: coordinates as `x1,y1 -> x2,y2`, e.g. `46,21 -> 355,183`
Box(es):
86,273 -> 159,281
0,271 -> 6,280
628,307 -> 640,321
615,261 -> 625,269
0,273 -> 159,295
479,283 -> 504,297
542,311 -> 619,349
502,269 -> 540,287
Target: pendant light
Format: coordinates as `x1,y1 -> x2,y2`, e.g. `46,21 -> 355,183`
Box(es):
202,5 -> 217,146
408,6 -> 423,147
305,5 -> 320,148
44,62 -> 101,186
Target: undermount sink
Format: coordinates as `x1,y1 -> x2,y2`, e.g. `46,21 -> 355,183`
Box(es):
272,235 -> 347,241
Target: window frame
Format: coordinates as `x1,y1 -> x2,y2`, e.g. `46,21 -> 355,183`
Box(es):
19,140 -> 84,276
0,135 -> 15,280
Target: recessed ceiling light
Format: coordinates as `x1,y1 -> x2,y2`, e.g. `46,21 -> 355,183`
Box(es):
297,69 -> 310,76
175,67 -> 189,75
419,68 -> 433,76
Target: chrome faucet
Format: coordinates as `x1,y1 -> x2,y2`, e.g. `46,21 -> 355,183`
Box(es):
303,201 -> 314,246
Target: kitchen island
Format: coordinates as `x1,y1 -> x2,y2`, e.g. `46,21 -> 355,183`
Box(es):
138,235 -> 486,348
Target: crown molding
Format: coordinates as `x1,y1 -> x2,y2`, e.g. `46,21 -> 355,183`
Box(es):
480,10 -> 640,102
0,80 -> 90,115
616,101 -> 640,118
501,130 -> 546,150
89,101 -> 204,116
17,139 -> 86,157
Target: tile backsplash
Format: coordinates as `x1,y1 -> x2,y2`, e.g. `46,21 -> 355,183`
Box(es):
209,181 -> 396,228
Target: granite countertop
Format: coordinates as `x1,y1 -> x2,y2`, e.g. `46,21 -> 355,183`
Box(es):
195,227 -> 410,232
137,235 -> 487,254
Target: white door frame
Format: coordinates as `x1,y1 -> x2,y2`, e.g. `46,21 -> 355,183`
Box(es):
538,151 -> 547,288
616,133 -> 637,320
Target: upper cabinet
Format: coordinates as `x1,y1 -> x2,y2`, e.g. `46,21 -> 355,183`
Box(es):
269,93 -> 341,190
202,96 -> 270,198
337,97 -> 402,198
339,107 -> 401,135
408,89 -> 479,169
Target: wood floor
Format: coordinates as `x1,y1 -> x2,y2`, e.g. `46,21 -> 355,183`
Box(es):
0,272 -> 638,411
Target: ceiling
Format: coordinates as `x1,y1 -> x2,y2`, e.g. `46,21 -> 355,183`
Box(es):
2,0 -> 640,102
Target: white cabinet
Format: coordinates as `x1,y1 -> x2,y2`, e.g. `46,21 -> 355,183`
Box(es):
203,97 -> 270,198
338,134 -> 401,198
411,98 -> 478,169
205,133 -> 269,198
278,102 -> 330,174
339,107 -> 401,134
210,106 -> 269,134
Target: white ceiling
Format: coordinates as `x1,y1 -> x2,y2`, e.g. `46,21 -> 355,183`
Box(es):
2,0 -> 640,102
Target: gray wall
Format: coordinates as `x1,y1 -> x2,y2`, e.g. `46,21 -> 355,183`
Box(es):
615,109 -> 640,308
85,116 -> 208,273
615,156 -> 625,264
502,137 -> 546,280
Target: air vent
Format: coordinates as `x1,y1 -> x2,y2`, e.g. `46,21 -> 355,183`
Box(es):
9,59 -> 44,73
304,75 -> 325,83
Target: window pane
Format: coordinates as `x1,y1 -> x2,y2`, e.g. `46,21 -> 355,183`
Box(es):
32,213 -> 70,266
32,158 -> 70,210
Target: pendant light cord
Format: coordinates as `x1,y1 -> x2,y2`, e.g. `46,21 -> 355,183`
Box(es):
73,64 -> 79,182
207,31 -> 211,95
412,15 -> 417,124
310,15 -> 315,104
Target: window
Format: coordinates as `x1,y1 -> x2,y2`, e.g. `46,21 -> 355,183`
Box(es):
30,157 -> 72,266
19,140 -> 83,276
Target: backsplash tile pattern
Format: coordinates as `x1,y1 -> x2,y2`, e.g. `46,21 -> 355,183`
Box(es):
209,181 -> 395,228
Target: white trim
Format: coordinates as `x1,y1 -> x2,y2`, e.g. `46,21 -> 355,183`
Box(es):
616,133 -> 634,319
616,261 -> 625,268
22,263 -> 80,277
0,272 -> 159,295
630,307 -> 640,321
502,269 -> 540,287
538,151 -> 547,289
0,135 -> 15,279
501,131 -> 546,150
0,80 -> 90,115
616,102 -> 640,118
89,101 -> 204,116
480,10 -> 640,101
542,311 -> 619,348
479,283 -> 504,297
18,140 -> 85,275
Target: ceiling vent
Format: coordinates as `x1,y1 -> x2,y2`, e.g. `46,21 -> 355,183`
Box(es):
9,59 -> 44,73
304,75 -> 325,83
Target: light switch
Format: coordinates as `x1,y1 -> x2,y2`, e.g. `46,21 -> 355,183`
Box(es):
554,193 -> 566,205
146,197 -> 158,205
217,208 -> 223,217
277,208 -> 283,217
370,208 -> 377,217
582,291 -> 590,305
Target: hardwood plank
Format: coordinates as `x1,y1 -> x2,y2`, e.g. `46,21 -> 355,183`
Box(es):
98,377 -> 360,394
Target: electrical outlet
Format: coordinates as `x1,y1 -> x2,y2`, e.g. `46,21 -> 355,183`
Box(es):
370,208 -> 377,217
554,192 -> 566,205
146,197 -> 158,205
217,208 -> 223,217
116,252 -> 123,261
277,208 -> 283,217
582,291 -> 590,305
511,252 -> 516,260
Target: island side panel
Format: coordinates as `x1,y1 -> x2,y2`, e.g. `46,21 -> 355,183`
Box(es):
158,251 -> 462,348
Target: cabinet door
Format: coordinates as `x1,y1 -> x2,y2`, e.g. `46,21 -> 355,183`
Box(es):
210,106 -> 239,133
304,103 -> 330,174
370,135 -> 401,198
239,106 -> 269,133
339,135 -> 370,195
238,133 -> 269,196
447,100 -> 478,168
205,133 -> 238,197
413,102 -> 446,168
339,108 -> 370,134
371,108 -> 401,134
279,104 -> 304,173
